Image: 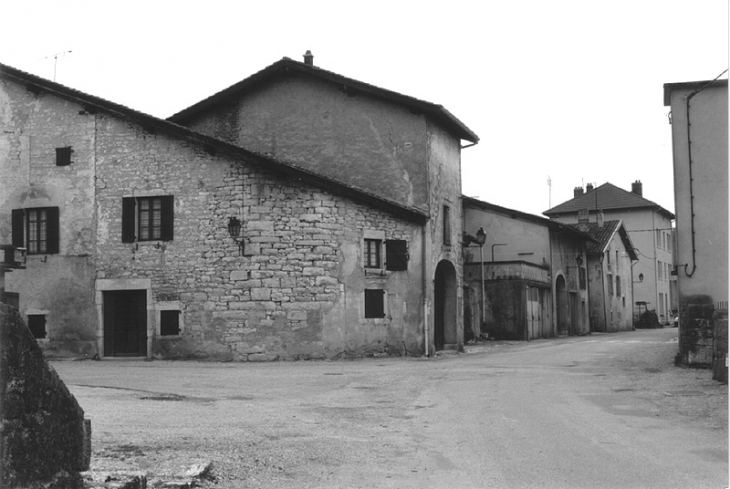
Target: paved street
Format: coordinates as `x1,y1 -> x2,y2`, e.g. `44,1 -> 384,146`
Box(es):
53,328 -> 727,488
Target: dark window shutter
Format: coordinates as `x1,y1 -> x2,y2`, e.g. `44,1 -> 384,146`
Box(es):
160,195 -> 174,241
12,209 -> 24,247
385,240 -> 409,271
55,147 -> 72,166
364,289 -> 385,318
122,197 -> 136,243
46,207 -> 60,254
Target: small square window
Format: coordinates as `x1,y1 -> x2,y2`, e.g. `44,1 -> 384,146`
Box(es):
27,314 -> 46,339
364,289 -> 385,318
56,147 -> 72,166
160,310 -> 180,336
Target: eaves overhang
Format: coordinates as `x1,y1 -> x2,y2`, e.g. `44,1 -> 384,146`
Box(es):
0,62 -> 429,226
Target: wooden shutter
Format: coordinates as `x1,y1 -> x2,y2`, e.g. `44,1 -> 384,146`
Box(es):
46,207 -> 60,254
12,209 -> 24,247
122,197 -> 136,243
364,289 -> 385,318
385,240 -> 409,271
160,195 -> 174,241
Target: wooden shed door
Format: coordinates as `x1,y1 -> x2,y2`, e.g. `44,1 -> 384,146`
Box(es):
103,290 -> 147,357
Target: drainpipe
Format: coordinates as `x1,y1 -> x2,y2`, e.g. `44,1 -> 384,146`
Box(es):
683,70 -> 728,277
422,224 -> 429,357
600,253 -> 607,332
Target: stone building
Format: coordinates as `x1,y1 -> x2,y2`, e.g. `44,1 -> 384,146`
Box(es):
544,182 -> 674,324
577,217 -> 638,332
169,52 -> 479,352
462,197 -> 593,340
0,57 -> 476,360
664,78 -> 728,373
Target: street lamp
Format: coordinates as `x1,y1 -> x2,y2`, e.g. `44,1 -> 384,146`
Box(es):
227,217 -> 244,255
476,228 -> 486,336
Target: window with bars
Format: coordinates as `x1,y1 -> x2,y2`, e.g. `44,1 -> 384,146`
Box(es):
11,207 -> 60,255
122,196 -> 174,242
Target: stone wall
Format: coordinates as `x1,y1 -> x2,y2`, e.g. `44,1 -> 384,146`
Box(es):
678,295 -> 715,366
712,310 -> 728,383
0,303 -> 91,488
94,116 -> 425,360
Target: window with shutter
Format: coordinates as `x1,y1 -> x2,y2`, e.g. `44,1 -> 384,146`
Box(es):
121,196 -> 174,242
11,207 -> 60,255
364,239 -> 381,268
385,240 -> 408,271
364,289 -> 385,318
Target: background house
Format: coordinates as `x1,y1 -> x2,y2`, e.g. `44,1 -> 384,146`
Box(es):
664,78 -> 728,377
544,182 -> 674,324
462,197 -> 592,340
576,216 -> 638,332
1,61 -> 470,360
168,53 -> 479,353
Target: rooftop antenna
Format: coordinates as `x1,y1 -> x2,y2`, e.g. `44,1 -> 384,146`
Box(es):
45,50 -> 72,82
547,175 -> 552,209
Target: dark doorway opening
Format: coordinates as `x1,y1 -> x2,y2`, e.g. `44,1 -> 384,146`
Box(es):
103,290 -> 147,357
434,260 -> 457,351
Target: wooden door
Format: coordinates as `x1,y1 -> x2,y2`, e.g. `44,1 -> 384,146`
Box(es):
103,290 -> 147,357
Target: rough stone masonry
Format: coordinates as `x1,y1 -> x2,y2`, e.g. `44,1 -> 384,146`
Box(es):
1,303 -> 91,488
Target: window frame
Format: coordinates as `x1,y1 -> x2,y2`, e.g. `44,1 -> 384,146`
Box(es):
364,238 -> 382,269
122,195 -> 174,243
11,207 -> 60,255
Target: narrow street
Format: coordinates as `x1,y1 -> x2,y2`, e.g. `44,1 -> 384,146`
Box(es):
53,327 -> 728,489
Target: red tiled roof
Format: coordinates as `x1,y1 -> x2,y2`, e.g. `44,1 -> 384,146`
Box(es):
543,183 -> 674,219
167,57 -> 479,144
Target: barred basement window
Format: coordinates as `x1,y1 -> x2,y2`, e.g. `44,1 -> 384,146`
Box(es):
160,310 -> 180,336
364,289 -> 385,318
55,147 -> 72,166
27,314 -> 46,339
385,240 -> 409,271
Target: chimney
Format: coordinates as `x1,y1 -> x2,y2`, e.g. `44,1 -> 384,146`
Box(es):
586,183 -> 594,192
303,50 -> 314,66
631,180 -> 643,196
574,186 -> 584,198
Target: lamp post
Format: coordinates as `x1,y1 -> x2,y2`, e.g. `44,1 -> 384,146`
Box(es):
476,228 -> 487,336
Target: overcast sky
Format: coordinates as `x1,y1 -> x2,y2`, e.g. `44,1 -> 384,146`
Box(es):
1,1 -> 727,218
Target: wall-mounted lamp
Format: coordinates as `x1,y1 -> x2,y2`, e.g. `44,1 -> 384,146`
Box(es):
227,217 -> 244,255
633,272 -> 644,284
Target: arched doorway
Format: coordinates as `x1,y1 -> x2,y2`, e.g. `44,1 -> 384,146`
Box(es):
434,260 -> 457,351
556,274 -> 569,336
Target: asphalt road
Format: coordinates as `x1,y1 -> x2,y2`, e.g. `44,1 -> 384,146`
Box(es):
53,327 -> 728,489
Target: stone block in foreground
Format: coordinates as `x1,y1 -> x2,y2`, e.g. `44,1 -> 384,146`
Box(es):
1,303 -> 91,488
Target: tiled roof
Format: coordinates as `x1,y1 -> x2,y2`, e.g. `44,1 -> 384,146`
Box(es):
462,196 -> 597,243
543,183 -> 674,219
574,220 -> 638,261
167,57 -> 479,143
0,61 -> 428,224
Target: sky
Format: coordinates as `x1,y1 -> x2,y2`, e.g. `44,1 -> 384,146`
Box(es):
0,1 -> 727,217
